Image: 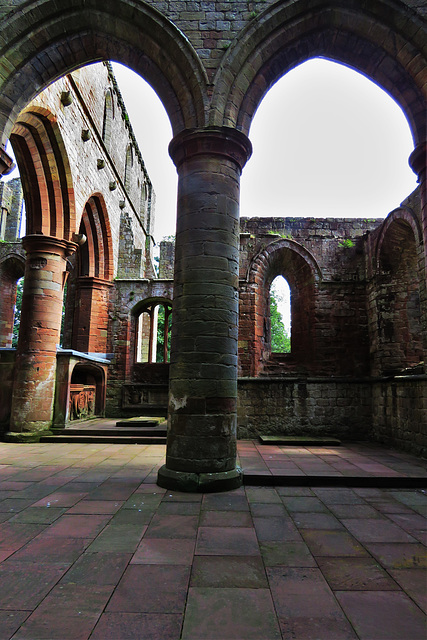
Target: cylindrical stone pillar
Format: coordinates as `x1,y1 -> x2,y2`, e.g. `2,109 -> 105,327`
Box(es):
8,235 -> 77,435
157,127 -> 252,492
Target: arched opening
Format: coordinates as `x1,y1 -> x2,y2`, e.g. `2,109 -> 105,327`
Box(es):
241,58 -> 417,221
135,300 -> 172,364
270,276 -> 291,354
375,213 -> 424,375
124,144 -> 133,192
102,88 -> 114,149
69,363 -> 105,421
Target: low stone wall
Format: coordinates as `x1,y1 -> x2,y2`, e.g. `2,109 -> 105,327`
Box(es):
372,376 -> 427,458
237,377 -> 372,440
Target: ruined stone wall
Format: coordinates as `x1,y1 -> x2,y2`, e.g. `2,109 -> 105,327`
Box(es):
25,63 -> 153,277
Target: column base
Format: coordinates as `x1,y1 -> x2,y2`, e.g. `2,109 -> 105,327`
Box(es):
157,464 -> 243,493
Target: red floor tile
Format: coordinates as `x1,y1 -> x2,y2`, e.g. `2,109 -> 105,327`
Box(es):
196,526 -> 260,556
90,612 -> 183,640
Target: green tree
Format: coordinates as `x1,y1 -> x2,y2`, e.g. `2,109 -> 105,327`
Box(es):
156,305 -> 172,362
270,289 -> 290,352
12,278 -> 24,348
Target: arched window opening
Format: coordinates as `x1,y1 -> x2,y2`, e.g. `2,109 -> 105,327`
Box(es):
102,89 -> 113,148
12,276 -> 24,348
136,301 -> 172,363
377,218 -> 423,374
124,144 -> 133,192
270,276 -> 291,353
242,58 -> 416,221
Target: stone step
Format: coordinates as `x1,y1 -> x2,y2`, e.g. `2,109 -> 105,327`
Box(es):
259,435 -> 341,446
40,434 -> 167,444
50,427 -> 167,437
115,418 -> 163,428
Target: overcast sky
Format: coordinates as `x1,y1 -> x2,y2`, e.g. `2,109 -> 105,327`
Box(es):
112,58 -> 417,243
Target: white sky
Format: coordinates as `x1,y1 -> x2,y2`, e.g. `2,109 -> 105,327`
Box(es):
112,58 -> 418,243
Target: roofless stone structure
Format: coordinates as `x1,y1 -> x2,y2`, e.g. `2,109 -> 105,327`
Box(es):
0,0 -> 426,492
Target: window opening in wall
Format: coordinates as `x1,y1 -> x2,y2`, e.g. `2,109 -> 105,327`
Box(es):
270,276 -> 291,353
241,58 -> 416,221
136,302 -> 172,363
12,276 -> 24,348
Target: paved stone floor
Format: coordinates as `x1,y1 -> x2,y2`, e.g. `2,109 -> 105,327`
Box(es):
0,440 -> 425,639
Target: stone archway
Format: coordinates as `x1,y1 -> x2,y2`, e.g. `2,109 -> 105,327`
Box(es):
241,238 -> 321,377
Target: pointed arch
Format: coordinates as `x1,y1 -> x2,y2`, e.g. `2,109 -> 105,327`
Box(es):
78,193 -> 114,282
102,88 -> 114,149
212,0 -> 426,145
0,0 -> 208,147
241,238 -> 321,376
9,108 -> 75,240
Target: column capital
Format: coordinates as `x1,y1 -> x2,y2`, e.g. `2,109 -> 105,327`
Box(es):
409,141 -> 427,178
0,146 -> 14,176
22,234 -> 78,257
169,126 -> 252,173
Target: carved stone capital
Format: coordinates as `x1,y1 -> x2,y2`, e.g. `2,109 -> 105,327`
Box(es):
169,127 -> 252,173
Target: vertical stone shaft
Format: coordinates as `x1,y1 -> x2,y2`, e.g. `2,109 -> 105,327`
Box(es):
9,235 -> 76,433
410,142 -> 427,285
158,127 -> 251,492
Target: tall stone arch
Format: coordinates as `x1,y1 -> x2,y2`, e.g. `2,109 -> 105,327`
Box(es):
0,0 -> 208,146
241,238 -> 322,377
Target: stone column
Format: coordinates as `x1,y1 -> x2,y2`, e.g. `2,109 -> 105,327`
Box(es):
8,234 -> 76,436
157,127 -> 252,492
409,141 -> 427,281
72,276 -> 113,354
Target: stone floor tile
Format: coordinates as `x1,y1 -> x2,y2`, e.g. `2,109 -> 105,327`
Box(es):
291,512 -> 344,530
202,493 -> 249,511
245,487 -> 282,503
90,612 -> 183,640
342,517 -> 417,543
0,499 -> 36,514
60,552 -> 131,585
156,500 -> 201,515
268,567 -> 356,638
11,535 -> 91,564
365,542 -> 427,569
67,500 -> 124,514
336,590 -> 427,640
31,492 -> 88,508
181,587 -> 281,639
196,526 -> 260,555
0,523 -> 48,562
190,555 -> 268,588
86,523 -> 147,553
312,488 -> 366,504
327,503 -> 385,519
9,506 -> 67,524
132,538 -> 195,565
278,614 -> 358,640
249,502 -> 288,517
0,611 -> 30,638
316,556 -> 400,591
12,583 -> 113,639
253,516 -> 302,542
386,511 -> 427,537
144,514 -> 199,539
0,562 -> 68,609
260,541 -> 317,567
122,494 -> 163,509
109,509 -> 156,525
388,568 -> 427,613
162,491 -> 203,502
199,509 -> 253,527
281,496 -> 330,513
301,529 -> 368,556
107,564 -> 190,613
43,514 -> 112,538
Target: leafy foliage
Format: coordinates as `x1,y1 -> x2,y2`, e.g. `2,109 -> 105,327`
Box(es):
156,305 -> 172,362
12,278 -> 24,348
270,289 -> 290,353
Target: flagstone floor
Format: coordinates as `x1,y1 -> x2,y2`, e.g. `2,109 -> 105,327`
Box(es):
0,440 -> 425,639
